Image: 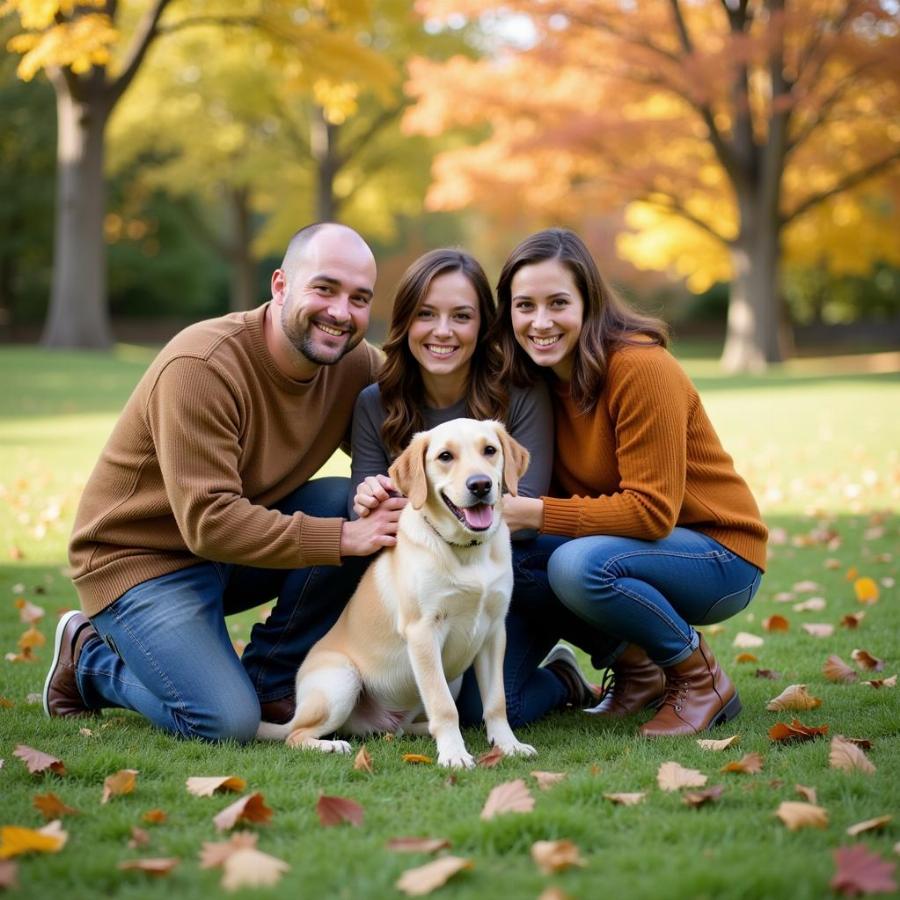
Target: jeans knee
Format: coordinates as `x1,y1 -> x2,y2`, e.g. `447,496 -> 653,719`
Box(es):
547,546 -> 614,617
185,702 -> 261,744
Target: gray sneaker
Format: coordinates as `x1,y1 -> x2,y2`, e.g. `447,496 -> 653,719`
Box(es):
541,643 -> 602,708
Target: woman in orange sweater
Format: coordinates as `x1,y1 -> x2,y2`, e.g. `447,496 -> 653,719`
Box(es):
497,228 -> 768,737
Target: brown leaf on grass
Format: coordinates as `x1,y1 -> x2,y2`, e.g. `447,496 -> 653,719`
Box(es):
793,598 -> 826,612
199,833 -> 259,869
657,762 -> 707,792
734,652 -> 758,663
32,792 -> 78,819
142,809 -> 167,824
845,566 -> 860,581
824,655 -> 859,683
795,784 -> 818,803
840,612 -> 866,629
386,837 -> 452,854
696,735 -> 740,751
4,647 -> 36,663
762,615 -> 790,632
768,719 -> 828,742
102,769 -> 138,803
221,848 -> 291,891
353,746 -> 374,774
13,745 -> 65,776
864,675 -> 897,688
480,779 -> 535,820
402,754 -> 433,765
185,776 -> 246,797
793,580 -> 820,593
830,737 -> 876,774
530,840 -> 586,874
530,771 -> 567,791
831,845 -> 897,896
755,668 -> 782,680
843,737 -> 873,751
603,792 -> 646,806
766,684 -> 822,711
127,827 -> 150,849
851,649 -> 884,671
733,632 -> 764,648
720,753 -> 764,774
682,785 -> 725,807
0,696 -> 13,708
0,860 -> 18,889
17,627 -> 45,651
775,801 -> 829,831
396,857 -> 473,896
214,793 -> 273,832
15,599 -> 44,624
316,795 -> 363,828
846,815 -> 893,837
802,623 -> 834,638
853,577 -> 880,605
477,746 -> 504,768
538,889 -> 573,900
117,858 -> 179,877
773,591 -> 795,603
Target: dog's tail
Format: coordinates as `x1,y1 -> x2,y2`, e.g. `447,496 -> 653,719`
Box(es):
256,720 -> 294,741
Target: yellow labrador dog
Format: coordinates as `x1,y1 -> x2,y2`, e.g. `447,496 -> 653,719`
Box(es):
257,418 -> 536,768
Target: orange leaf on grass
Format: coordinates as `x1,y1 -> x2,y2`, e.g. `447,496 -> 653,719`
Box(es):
396,856 -> 472,896
477,746 -> 504,768
480,779 -> 534,820
775,801 -> 829,831
32,792 -> 78,820
830,736 -> 876,774
102,769 -> 138,803
851,649 -> 884,671
720,752 -> 763,774
846,815 -> 893,837
657,762 -> 707,792
13,745 -> 65,776
734,653 -> 758,663
766,684 -> 822,711
214,793 -> 273,831
824,655 -> 858,683
142,809 -> 167,824
402,754 -> 433,765
185,776 -> 246,797
0,822 -> 67,859
316,795 -> 363,828
840,612 -> 865,629
17,627 -> 45,651
768,719 -> 828,742
603,792 -> 646,806
530,771 -> 567,791
795,784 -> 818,803
386,837 -> 452,854
353,746 -> 374,774
682,785 -> 725,807
762,615 -> 789,632
530,840 -> 586,874
853,577 -> 880,605
0,696 -> 13,708
831,845 -> 897,896
117,858 -> 179,877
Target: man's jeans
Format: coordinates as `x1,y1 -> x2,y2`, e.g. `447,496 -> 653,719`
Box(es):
75,478 -> 367,742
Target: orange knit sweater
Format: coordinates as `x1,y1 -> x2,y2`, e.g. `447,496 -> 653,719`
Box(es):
69,304 -> 382,617
540,343 -> 768,570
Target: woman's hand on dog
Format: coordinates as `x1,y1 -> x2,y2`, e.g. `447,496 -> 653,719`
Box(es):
341,495 -> 407,556
353,474 -> 398,518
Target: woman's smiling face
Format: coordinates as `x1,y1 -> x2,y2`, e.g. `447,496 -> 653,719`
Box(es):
509,258 -> 584,381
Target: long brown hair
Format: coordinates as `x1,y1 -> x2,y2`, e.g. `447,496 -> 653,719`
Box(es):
492,228 -> 669,412
379,249 -> 507,456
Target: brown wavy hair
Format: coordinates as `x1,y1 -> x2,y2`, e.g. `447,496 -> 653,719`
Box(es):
491,228 -> 669,413
379,249 -> 507,456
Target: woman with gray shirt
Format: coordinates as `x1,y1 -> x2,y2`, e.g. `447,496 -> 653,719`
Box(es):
348,249 -> 600,726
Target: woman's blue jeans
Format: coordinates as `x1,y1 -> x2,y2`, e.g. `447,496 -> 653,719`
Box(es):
547,528 -> 763,667
75,478 -> 368,742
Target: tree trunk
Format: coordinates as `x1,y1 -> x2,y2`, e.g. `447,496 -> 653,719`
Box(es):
310,106 -> 340,221
227,187 -> 256,312
41,78 -> 113,349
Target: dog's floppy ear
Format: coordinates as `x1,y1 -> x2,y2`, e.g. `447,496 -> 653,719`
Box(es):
495,423 -> 530,497
389,432 -> 430,509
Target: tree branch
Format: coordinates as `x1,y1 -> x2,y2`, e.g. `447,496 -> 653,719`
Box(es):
638,192 -> 730,245
108,0 -> 172,105
155,15 -> 261,35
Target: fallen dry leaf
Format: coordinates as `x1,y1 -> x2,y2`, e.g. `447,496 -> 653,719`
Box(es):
0,821 -> 67,858
864,675 -> 897,688
214,793 -> 273,832
142,809 -> 167,824
480,779 -> 535,820
830,845 -> 897,896
386,837 -> 452,854
102,769 -> 138,804
768,719 -> 829,742
755,668 -> 782,680
793,580 -> 820,593
603,792 -> 646,806
117,858 -> 179,877
657,762 -> 708,792
824,655 -> 859,683
16,599 -> 44,624
530,771 -> 567,791
477,746 -> 505,768
530,840 -> 586,874
127,826 -> 150,849
17,626 -> 45,651
762,615 -> 790,632
846,815 -> 893,837
185,775 -> 246,797
825,558 -> 842,570
802,623 -> 834,638
198,833 -> 259,869
733,632 -> 764,648
851,649 -> 884,671
32,792 -> 78,820
316,795 -> 363,828
396,856 -> 473,896
830,736 -> 876,774
353,746 -> 374,774
402,754 -> 433,765
682,785 -> 725,807
775,801 -> 829,831
0,696 -> 13,708
221,847 -> 290,891
773,591 -> 795,603
537,888 -> 573,900
13,745 -> 65,776
766,684 -> 822,711
720,752 -> 764,774
840,612 -> 866,629
734,652 -> 758,663
793,598 -> 826,612
697,735 -> 740,751
853,577 -> 880,605
0,860 -> 18,889
795,784 -> 818,804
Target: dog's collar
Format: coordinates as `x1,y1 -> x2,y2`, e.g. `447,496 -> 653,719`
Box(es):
422,514 -> 482,549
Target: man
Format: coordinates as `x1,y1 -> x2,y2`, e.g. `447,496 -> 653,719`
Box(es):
43,223 -> 405,741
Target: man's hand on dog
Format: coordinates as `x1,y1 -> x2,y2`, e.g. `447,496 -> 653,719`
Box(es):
353,474 -> 401,518
341,495 -> 407,556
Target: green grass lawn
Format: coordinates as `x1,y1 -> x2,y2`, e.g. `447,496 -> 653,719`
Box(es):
1,344 -> 897,899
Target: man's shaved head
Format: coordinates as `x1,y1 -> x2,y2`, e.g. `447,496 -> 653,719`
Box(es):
280,223 -> 373,283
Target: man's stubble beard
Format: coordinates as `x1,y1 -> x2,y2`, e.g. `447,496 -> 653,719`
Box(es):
281,299 -> 362,367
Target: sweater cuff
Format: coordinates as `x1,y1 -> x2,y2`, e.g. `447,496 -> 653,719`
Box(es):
298,516 -> 345,566
539,497 -> 581,536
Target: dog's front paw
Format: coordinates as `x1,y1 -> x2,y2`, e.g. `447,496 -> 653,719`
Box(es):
438,748 -> 476,769
495,740 -> 537,758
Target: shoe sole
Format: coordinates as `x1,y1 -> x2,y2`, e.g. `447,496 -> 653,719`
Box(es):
709,692 -> 742,729
42,609 -> 83,717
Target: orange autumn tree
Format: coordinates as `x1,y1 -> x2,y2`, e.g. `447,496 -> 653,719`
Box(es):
406,0 -> 900,371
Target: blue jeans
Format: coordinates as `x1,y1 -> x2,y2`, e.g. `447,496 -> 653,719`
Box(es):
75,478 -> 367,742
457,535 -> 621,728
547,528 -> 763,667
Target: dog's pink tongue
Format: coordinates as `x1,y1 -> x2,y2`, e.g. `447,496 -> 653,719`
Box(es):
463,504 -> 493,530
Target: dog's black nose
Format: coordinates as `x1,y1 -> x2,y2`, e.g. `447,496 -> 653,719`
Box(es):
466,474 -> 492,499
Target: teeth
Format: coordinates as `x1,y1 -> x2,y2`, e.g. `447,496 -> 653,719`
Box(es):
426,345 -> 456,356
531,335 -> 561,347
316,323 -> 345,337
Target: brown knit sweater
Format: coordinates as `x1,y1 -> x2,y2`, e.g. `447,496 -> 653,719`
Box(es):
70,303 -> 382,617
540,343 -> 768,570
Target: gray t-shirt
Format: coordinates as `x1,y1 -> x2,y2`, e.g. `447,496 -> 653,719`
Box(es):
348,381 -> 553,532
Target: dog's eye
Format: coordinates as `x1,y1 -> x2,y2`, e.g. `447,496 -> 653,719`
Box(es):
437,450 -> 454,463
483,445 -> 497,456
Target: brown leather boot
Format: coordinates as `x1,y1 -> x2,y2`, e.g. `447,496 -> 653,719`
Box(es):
43,610 -> 98,717
585,643 -> 666,716
260,697 -> 295,724
639,635 -> 741,737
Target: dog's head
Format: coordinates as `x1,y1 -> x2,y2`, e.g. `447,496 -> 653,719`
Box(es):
388,418 -> 530,545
